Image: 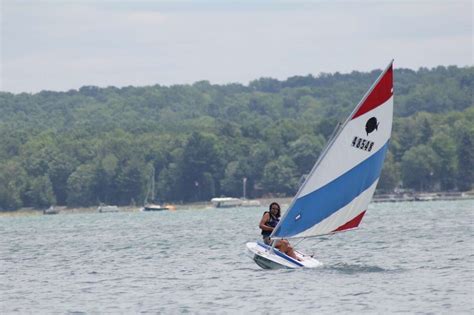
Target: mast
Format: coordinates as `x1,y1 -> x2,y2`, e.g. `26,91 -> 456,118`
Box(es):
144,165 -> 156,205
151,165 -> 155,202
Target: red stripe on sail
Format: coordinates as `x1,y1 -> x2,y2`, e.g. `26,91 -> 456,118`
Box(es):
333,211 -> 366,232
352,65 -> 393,119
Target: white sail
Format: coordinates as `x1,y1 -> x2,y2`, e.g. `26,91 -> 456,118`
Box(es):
271,61 -> 394,239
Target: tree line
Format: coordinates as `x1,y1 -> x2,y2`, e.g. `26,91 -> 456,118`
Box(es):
0,65 -> 472,210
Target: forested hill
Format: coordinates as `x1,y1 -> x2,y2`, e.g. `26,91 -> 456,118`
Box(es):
0,65 -> 472,210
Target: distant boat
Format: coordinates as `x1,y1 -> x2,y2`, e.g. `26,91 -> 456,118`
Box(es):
211,197 -> 243,208
211,197 -> 261,208
247,61 -> 394,269
141,204 -> 171,211
242,199 -> 261,207
97,205 -> 120,213
43,206 -> 59,215
141,165 -> 173,211
414,193 -> 436,201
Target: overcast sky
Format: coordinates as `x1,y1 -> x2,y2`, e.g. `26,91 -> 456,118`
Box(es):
1,0 -> 472,94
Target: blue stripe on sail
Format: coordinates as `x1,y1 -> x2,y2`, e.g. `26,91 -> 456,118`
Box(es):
273,141 -> 389,238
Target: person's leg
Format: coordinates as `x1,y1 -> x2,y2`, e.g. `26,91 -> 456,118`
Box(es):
275,240 -> 286,251
276,240 -> 301,261
283,240 -> 301,261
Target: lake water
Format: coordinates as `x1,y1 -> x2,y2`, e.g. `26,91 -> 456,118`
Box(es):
1,199 -> 473,314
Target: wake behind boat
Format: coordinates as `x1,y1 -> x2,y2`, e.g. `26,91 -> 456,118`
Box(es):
247,61 -> 394,269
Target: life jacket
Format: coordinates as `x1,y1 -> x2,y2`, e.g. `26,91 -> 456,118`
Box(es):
261,211 -> 280,237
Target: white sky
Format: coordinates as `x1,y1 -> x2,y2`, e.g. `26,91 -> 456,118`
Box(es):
1,0 -> 472,93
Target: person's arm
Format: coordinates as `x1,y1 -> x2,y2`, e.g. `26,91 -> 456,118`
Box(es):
259,213 -> 273,232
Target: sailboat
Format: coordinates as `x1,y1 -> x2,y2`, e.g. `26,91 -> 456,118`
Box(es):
247,61 -> 394,269
141,165 -> 170,211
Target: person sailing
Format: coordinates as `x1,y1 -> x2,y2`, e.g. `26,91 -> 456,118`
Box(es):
259,202 -> 301,261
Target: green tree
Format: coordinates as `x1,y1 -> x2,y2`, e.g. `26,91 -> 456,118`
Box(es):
24,176 -> 56,208
156,162 -> 182,202
377,151 -> 400,192
179,132 -> 224,201
66,164 -> 97,207
430,133 -> 457,190
220,161 -> 241,197
93,153 -> 120,205
244,142 -> 275,197
220,157 -> 254,198
0,65 -> 473,208
401,145 -> 441,191
0,160 -> 27,210
417,115 -> 433,144
289,134 -> 325,175
455,124 -> 474,191
262,156 -> 298,195
47,151 -> 78,205
115,159 -> 147,205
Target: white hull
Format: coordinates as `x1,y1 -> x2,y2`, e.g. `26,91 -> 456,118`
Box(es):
141,205 -> 168,211
211,197 -> 242,208
98,205 -> 119,213
246,242 -> 323,269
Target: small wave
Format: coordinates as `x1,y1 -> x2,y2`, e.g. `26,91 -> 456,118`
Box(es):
326,263 -> 392,274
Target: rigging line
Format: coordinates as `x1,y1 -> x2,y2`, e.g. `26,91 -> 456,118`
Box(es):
274,225 -> 361,241
292,234 -> 328,247
292,237 -> 306,247
292,237 -> 324,259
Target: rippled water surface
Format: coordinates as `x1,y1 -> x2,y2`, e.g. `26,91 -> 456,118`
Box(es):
1,200 -> 473,313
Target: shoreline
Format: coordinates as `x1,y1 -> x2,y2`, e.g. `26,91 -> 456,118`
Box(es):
0,197 -> 292,217
0,194 -> 472,217
372,191 -> 474,203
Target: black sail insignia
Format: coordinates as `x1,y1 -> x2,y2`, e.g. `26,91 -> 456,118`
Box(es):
365,117 -> 379,136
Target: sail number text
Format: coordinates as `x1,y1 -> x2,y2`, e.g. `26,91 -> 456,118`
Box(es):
352,136 -> 374,152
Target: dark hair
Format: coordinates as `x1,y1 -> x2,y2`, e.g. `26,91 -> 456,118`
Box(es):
269,202 -> 281,218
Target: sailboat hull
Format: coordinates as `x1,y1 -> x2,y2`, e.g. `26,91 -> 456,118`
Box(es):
246,242 -> 323,269
141,204 -> 169,211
